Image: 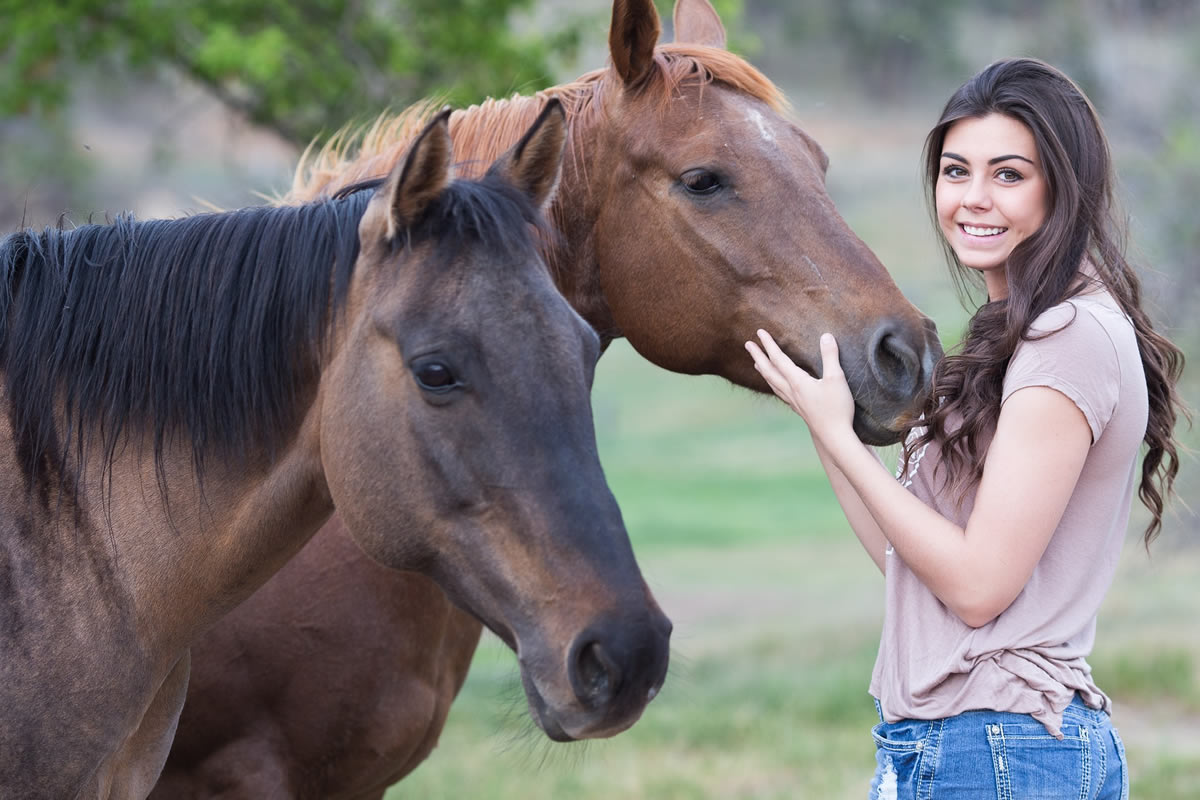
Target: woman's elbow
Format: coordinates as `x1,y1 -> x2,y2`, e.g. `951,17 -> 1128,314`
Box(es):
955,604 -> 1001,629
948,590 -> 1015,629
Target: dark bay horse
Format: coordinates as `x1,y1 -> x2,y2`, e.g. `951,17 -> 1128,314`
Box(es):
0,104 -> 671,798
159,0 -> 943,797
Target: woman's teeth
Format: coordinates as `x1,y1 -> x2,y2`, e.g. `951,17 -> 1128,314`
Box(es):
963,224 -> 1005,236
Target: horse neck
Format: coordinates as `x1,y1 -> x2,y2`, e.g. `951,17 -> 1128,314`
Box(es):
0,212 -> 348,652
108,395 -> 333,650
0,382 -> 333,671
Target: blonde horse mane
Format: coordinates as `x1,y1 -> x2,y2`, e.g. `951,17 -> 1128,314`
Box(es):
284,44 -> 787,205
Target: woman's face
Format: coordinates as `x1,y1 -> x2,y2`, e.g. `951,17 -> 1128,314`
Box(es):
935,113 -> 1049,300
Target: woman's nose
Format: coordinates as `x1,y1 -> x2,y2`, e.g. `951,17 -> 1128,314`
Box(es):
961,177 -> 991,211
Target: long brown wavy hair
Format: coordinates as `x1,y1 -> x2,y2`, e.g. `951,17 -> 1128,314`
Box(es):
901,58 -> 1187,545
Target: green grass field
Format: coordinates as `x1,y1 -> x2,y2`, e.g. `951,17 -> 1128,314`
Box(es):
388,338 -> 1200,799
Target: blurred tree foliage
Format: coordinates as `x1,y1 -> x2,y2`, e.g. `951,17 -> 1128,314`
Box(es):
0,0 -> 587,146
749,0 -> 964,98
747,0 -> 1196,100
0,117 -> 94,224
827,0 -> 963,98
1122,52 -> 1200,343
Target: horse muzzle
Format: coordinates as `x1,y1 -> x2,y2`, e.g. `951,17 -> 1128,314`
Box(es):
847,317 -> 942,445
518,607 -> 672,741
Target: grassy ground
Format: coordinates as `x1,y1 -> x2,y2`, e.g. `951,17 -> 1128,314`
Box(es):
389,338 -> 1200,799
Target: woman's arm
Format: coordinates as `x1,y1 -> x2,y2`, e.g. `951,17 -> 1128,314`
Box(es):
748,332 -> 890,573
747,331 -> 1092,627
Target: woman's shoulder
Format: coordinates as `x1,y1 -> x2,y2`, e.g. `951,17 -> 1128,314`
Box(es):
1026,291 -> 1132,349
1007,290 -> 1139,437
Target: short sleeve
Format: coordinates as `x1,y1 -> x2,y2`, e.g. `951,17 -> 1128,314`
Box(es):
1003,303 -> 1121,443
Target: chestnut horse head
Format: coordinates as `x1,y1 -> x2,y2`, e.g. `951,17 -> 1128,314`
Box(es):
293,0 -> 941,445
581,0 -> 941,443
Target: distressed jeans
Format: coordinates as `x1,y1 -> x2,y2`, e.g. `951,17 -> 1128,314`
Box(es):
868,695 -> 1129,799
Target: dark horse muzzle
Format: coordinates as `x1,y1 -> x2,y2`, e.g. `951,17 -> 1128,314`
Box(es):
520,598 -> 673,741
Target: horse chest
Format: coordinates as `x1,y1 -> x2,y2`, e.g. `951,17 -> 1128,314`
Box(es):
0,494 -> 153,796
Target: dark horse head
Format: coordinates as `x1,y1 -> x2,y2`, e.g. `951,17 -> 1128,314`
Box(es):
316,104 -> 672,741
0,102 -> 669,799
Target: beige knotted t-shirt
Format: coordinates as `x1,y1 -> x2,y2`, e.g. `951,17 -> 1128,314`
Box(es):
869,290 -> 1148,736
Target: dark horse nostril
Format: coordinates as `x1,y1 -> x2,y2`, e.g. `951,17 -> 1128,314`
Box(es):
573,641 -> 619,709
868,323 -> 922,399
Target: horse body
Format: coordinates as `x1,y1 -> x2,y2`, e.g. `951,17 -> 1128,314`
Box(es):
160,1 -> 943,797
157,519 -> 480,799
2,106 -> 670,798
1,394 -> 328,797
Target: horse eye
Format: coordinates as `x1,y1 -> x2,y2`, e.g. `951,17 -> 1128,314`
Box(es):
414,361 -> 456,390
681,169 -> 721,195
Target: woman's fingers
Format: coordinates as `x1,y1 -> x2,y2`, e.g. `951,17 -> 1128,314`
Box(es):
755,329 -> 795,372
745,340 -> 768,374
745,341 -> 793,400
755,330 -> 814,386
754,329 -> 844,384
746,330 -> 854,436
746,337 -> 794,388
819,332 -> 844,379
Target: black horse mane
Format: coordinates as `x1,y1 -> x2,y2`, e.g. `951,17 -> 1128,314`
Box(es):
0,172 -> 545,495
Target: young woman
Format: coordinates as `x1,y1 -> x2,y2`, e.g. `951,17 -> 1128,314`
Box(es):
746,58 -> 1185,799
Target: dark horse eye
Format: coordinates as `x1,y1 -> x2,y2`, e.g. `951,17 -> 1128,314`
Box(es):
680,168 -> 721,195
413,361 -> 456,391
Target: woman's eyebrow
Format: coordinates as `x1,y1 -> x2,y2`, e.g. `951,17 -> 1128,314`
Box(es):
988,154 -> 1035,165
941,151 -> 1035,166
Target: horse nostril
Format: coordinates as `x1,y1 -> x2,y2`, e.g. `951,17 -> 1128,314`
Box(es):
868,323 -> 922,399
573,641 -> 618,708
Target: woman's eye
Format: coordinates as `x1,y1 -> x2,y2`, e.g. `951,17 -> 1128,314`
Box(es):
942,165 -> 967,179
414,362 -> 456,390
996,168 -> 1023,183
681,169 -> 721,195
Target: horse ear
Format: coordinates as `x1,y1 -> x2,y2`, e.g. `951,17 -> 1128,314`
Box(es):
488,98 -> 567,210
673,0 -> 726,49
609,0 -> 661,89
379,107 -> 454,241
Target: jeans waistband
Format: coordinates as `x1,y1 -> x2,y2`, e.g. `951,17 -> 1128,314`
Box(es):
871,692 -> 1108,727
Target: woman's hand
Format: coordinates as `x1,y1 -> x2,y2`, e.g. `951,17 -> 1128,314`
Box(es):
744,329 -> 857,449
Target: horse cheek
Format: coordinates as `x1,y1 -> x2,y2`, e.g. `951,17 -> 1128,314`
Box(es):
318,341 -> 405,553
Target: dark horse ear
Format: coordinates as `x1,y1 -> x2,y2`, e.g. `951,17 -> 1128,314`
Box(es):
673,0 -> 726,49
380,106 -> 454,241
609,0 -> 661,89
488,98 -> 567,211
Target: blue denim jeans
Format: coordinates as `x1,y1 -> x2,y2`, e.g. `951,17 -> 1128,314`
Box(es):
868,695 -> 1129,799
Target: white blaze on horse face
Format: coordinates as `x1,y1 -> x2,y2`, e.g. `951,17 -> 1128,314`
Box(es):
746,109 -> 775,144
802,254 -> 826,285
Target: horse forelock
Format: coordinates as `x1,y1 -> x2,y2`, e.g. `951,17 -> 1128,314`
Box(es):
644,45 -> 787,115
397,175 -> 552,276
0,194 -> 371,494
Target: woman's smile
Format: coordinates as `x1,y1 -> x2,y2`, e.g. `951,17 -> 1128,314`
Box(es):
960,223 -> 1006,237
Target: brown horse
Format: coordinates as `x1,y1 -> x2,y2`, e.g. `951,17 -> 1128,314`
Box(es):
0,104 -> 671,798
158,0 -> 942,797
